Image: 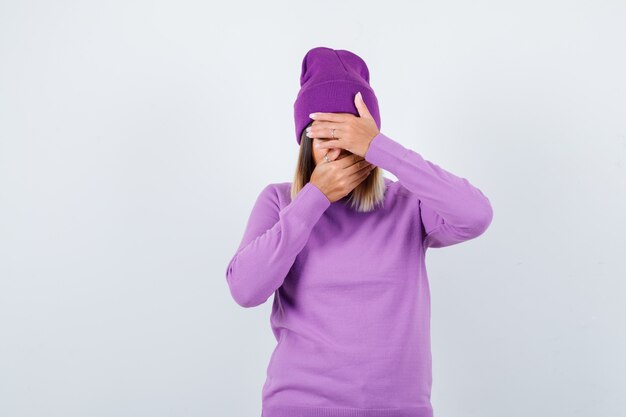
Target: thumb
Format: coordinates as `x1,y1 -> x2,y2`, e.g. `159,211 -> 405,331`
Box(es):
354,91 -> 373,120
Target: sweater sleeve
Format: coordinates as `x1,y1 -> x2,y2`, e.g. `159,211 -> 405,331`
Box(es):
225,182 -> 331,307
364,132 -> 493,249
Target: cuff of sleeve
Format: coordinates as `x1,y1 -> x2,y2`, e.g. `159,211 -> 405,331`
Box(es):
364,132 -> 411,169
280,182 -> 331,227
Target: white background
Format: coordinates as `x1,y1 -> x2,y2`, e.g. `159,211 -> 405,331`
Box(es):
1,1 -> 625,416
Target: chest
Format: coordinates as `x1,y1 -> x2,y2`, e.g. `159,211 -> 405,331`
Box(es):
290,196 -> 424,288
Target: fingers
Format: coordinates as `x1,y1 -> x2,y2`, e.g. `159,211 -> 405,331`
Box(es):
347,159 -> 375,177
308,121 -> 346,138
336,153 -> 364,168
310,113 -> 348,123
335,151 -> 350,161
344,159 -> 374,187
308,121 -> 348,145
347,162 -> 375,188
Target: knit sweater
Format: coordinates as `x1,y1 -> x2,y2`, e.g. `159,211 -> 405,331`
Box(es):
225,132 -> 493,417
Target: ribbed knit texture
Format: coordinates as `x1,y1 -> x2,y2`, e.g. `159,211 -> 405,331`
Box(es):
225,132 -> 494,417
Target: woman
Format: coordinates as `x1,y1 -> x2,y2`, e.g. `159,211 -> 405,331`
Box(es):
225,47 -> 493,417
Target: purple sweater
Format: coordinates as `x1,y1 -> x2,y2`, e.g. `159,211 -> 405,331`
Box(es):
225,132 -> 493,417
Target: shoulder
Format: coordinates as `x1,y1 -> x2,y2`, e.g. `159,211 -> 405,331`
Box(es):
382,177 -> 413,200
255,182 -> 292,208
263,181 -> 291,196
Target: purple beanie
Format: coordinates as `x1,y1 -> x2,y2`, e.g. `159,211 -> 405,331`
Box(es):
293,46 -> 381,145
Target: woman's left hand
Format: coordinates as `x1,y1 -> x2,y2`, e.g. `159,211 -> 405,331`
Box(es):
306,91 -> 380,157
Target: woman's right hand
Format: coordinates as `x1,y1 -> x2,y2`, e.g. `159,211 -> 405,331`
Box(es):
310,152 -> 376,203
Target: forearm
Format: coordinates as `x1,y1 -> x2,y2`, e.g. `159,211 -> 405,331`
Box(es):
225,182 -> 330,307
364,132 -> 493,243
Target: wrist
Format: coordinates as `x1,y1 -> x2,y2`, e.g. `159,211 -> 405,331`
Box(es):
364,133 -> 379,158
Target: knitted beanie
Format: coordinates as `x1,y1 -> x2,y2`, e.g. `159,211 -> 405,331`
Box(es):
293,46 -> 381,145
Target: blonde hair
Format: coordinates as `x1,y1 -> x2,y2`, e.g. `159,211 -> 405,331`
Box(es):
290,121 -> 386,213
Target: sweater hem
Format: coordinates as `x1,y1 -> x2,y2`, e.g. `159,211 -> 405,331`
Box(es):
262,404 -> 433,417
